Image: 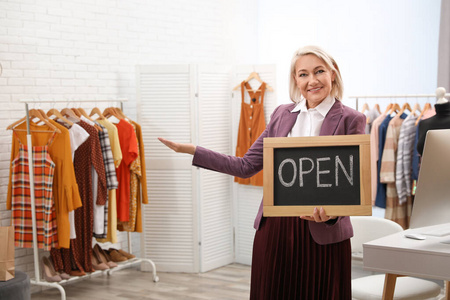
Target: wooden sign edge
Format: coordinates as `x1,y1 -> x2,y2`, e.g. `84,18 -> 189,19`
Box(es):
263,134 -> 372,217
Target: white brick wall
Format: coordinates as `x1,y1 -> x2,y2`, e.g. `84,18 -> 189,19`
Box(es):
0,0 -> 258,291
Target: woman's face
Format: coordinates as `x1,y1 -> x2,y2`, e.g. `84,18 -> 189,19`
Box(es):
293,54 -> 335,109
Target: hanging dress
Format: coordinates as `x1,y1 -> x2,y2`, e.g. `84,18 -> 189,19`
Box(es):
129,120 -> 148,233
8,121 -> 82,249
234,81 -> 266,186
11,132 -> 57,251
71,120 -> 107,273
118,122 -> 141,232
115,119 -> 138,222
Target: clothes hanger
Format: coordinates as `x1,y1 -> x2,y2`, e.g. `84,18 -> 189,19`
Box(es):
397,102 -> 412,116
74,107 -> 102,131
89,107 -> 106,120
32,108 -> 49,126
361,103 -> 369,113
47,108 -> 74,126
61,107 -> 80,120
77,107 -> 94,120
411,103 -> 421,117
71,107 -> 82,117
7,109 -> 61,133
360,102 -> 369,114
388,103 -> 401,115
383,103 -> 393,115
38,109 -> 49,119
232,72 -> 274,92
415,101 -> 432,126
103,107 -> 124,119
113,107 -> 129,119
360,102 -> 371,123
374,103 -> 381,114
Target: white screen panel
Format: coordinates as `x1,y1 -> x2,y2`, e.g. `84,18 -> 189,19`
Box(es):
197,65 -> 234,272
137,65 -> 198,272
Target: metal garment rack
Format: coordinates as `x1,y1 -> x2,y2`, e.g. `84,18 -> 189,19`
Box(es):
18,99 -> 158,300
349,91 -> 450,111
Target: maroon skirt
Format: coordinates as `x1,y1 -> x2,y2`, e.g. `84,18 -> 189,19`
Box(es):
250,217 -> 351,300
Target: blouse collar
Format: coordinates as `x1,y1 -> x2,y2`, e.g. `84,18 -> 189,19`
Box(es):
291,95 -> 335,117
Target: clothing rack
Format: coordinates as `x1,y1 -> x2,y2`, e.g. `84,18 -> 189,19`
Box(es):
349,90 -> 450,111
18,99 -> 158,300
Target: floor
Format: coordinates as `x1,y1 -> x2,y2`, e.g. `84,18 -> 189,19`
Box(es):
31,263 -> 251,300
31,261 -> 447,300
30,209 -> 446,299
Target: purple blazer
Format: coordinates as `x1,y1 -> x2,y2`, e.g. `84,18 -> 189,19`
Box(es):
192,100 -> 366,245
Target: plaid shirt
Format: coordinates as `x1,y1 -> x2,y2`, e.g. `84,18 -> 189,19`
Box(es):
96,123 -> 118,190
93,122 -> 118,238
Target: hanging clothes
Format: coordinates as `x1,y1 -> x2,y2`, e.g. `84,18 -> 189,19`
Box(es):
93,121 -> 118,238
374,115 -> 392,208
380,113 -> 410,229
364,106 -> 381,134
369,112 -> 387,205
118,122 -> 141,232
66,123 -> 89,240
79,116 -> 106,237
96,118 -> 122,243
235,81 -> 266,186
115,119 -> 138,222
395,113 -> 418,205
51,121 -> 89,276
129,120 -> 149,233
7,121 -> 81,249
72,120 -> 107,273
11,132 -> 57,251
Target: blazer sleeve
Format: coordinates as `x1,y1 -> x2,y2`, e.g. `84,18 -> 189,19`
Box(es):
193,129 -> 267,178
192,105 -> 285,176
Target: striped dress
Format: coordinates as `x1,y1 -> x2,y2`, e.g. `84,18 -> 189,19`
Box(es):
11,133 -> 57,251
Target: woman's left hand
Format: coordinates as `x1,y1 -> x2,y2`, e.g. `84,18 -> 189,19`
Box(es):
300,207 -> 337,223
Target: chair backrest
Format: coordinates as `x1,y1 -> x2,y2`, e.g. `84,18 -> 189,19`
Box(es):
350,216 -> 404,257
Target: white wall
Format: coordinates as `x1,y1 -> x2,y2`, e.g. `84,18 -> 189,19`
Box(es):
0,0 -> 257,289
256,0 -> 441,109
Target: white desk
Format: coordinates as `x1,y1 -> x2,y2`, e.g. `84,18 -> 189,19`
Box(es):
363,229 -> 450,299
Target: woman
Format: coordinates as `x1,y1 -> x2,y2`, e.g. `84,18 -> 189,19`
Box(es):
159,45 -> 366,299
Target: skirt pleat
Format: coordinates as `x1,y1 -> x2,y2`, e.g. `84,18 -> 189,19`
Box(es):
250,217 -> 351,300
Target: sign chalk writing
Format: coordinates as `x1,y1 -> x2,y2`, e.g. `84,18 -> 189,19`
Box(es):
263,135 -> 371,216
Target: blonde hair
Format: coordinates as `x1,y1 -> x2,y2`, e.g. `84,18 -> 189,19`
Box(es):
289,45 -> 343,103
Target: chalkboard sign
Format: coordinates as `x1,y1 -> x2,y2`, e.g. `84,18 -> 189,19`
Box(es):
263,135 -> 371,216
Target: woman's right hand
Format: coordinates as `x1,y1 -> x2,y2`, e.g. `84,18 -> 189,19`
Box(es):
158,137 -> 196,155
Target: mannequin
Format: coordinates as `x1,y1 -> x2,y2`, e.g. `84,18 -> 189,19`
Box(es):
417,87 -> 450,155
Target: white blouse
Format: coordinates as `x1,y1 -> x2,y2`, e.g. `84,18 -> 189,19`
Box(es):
288,95 -> 335,137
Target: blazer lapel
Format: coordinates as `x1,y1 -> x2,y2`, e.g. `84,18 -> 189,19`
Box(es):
278,105 -> 299,137
319,100 -> 343,136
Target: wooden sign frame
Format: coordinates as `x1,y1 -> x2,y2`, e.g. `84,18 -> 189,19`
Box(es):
263,134 -> 372,217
